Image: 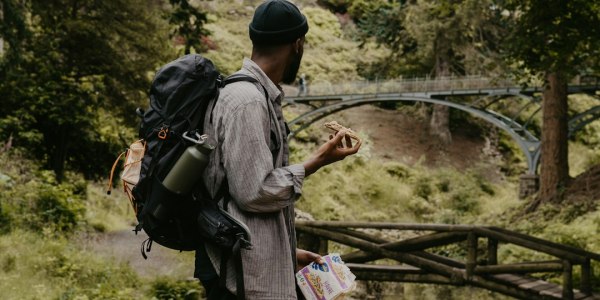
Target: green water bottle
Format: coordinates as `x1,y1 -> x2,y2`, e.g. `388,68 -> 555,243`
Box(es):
162,132 -> 215,195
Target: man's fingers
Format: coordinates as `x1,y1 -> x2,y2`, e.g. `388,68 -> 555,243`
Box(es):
328,129 -> 346,147
315,256 -> 324,264
333,130 -> 347,143
353,139 -> 362,152
340,139 -> 362,155
345,135 -> 353,148
307,252 -> 324,264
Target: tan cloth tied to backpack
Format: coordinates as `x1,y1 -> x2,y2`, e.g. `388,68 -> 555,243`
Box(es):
107,140 -> 146,213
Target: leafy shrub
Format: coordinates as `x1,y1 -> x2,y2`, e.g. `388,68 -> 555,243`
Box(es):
414,180 -> 433,199
447,191 -> 480,215
150,277 -> 204,300
36,182 -> 85,232
385,163 -> 411,179
0,231 -> 140,300
49,251 -> 139,300
436,178 -> 451,192
0,154 -> 86,232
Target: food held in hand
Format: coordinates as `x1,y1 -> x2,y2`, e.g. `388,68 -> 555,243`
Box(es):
324,121 -> 361,142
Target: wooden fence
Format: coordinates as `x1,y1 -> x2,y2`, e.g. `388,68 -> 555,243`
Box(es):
296,221 -> 600,300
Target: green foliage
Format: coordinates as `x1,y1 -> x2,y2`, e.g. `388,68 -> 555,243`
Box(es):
0,0 -> 173,180
493,206 -> 600,291
86,182 -> 137,233
0,0 -> 28,63
0,231 -> 140,299
495,129 -> 527,176
150,277 -> 204,300
569,94 -> 600,148
351,0 -> 506,78
202,14 -> 253,75
0,153 -> 86,232
201,2 -> 386,83
35,176 -> 86,232
295,143 -> 518,223
498,0 -> 600,201
169,0 -> 210,55
501,0 -> 600,77
0,201 -> 8,233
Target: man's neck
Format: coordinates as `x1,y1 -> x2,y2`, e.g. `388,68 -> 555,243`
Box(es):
250,55 -> 284,84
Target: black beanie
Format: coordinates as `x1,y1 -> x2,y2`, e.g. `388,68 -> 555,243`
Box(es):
249,0 -> 309,45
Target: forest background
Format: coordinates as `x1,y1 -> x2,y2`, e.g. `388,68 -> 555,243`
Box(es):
0,0 -> 600,299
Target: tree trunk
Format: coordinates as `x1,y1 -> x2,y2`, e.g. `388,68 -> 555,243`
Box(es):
539,72 -> 569,202
430,104 -> 452,144
429,55 -> 452,145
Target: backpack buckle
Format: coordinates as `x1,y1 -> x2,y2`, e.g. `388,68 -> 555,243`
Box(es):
182,131 -> 209,145
216,75 -> 225,88
158,126 -> 169,140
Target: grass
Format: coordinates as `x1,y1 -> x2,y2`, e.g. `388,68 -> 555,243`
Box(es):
293,138 -> 521,225
0,230 -> 204,300
0,152 -> 203,299
0,230 -> 140,300
86,182 -> 137,233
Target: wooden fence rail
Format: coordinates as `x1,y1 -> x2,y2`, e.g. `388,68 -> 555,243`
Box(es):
295,221 -> 600,300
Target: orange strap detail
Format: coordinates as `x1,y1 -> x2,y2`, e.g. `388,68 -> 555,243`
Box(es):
106,151 -> 126,195
123,184 -> 138,215
158,127 -> 169,140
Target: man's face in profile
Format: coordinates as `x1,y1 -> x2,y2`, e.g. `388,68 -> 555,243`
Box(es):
282,39 -> 304,85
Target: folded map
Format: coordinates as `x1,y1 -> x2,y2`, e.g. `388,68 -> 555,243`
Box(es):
296,253 -> 356,300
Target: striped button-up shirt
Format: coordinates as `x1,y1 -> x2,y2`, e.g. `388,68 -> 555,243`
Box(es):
201,58 -> 305,299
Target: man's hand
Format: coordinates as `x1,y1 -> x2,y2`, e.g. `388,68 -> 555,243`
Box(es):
296,249 -> 324,272
303,130 -> 362,176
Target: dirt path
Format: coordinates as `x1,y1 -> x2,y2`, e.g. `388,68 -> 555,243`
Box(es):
79,229 -> 195,279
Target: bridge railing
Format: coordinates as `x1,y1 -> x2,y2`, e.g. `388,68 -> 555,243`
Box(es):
306,76 -> 517,96
302,75 -> 599,97
296,221 -> 600,300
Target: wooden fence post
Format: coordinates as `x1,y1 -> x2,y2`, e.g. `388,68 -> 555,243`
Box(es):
581,258 -> 592,295
487,238 -> 498,265
562,260 -> 574,300
466,233 -> 478,280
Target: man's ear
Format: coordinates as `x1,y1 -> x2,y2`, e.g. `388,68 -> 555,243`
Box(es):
293,37 -> 304,54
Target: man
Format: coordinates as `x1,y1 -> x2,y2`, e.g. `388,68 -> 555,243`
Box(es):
195,1 -> 361,299
297,73 -> 307,96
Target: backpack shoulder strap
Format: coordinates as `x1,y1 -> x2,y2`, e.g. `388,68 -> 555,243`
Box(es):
222,74 -> 257,86
223,74 -> 269,99
210,74 -> 269,125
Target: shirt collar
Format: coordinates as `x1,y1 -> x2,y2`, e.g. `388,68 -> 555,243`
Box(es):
241,58 -> 283,103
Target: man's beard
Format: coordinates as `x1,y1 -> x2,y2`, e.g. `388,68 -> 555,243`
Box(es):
282,51 -> 302,84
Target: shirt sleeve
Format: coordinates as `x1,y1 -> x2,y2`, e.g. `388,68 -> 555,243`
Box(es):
220,100 -> 305,213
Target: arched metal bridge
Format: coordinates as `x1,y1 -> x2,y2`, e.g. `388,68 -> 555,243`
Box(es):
284,76 -> 600,175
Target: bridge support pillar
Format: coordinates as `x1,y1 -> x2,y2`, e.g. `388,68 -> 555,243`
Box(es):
519,174 -> 539,199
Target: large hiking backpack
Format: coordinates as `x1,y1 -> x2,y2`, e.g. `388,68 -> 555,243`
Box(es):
108,55 -> 255,295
